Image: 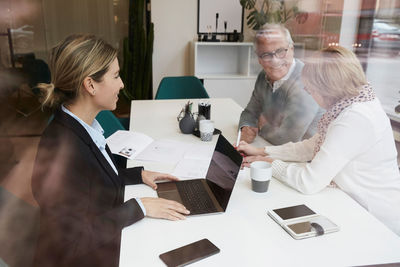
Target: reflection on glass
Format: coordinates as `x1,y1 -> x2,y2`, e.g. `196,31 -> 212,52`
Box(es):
205,135 -> 242,210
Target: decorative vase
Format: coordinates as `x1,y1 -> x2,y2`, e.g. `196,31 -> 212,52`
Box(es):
179,111 -> 196,134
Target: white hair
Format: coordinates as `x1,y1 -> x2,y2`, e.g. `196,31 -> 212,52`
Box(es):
254,23 -> 294,49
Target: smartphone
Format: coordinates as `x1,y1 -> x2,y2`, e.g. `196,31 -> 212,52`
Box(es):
268,204 -> 340,240
269,204 -> 316,223
159,238 -> 220,267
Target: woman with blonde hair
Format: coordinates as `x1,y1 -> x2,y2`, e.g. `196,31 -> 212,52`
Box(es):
32,34 -> 189,267
238,46 -> 400,235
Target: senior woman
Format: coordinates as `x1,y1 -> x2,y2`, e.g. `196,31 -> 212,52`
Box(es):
238,46 -> 400,235
32,34 -> 189,267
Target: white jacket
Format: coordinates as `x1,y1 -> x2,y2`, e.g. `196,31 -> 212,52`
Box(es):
268,98 -> 400,235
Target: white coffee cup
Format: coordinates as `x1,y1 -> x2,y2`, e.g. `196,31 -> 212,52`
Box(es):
250,161 -> 272,193
199,120 -> 214,142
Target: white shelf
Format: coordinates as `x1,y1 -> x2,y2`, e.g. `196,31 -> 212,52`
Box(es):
192,42 -> 260,107
193,42 -> 260,78
193,42 -> 256,47
197,74 -> 258,79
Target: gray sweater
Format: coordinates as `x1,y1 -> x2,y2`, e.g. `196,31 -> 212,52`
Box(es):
239,59 -> 323,145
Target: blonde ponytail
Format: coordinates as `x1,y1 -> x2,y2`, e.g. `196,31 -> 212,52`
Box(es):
37,82 -> 67,109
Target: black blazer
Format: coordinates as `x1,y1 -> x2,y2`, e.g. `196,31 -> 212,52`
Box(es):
31,109 -> 145,267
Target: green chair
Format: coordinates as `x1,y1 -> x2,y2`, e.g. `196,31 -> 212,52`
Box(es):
96,110 -> 127,169
155,76 -> 210,99
95,110 -> 125,138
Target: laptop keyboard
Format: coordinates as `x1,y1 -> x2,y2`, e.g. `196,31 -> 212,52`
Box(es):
176,180 -> 218,214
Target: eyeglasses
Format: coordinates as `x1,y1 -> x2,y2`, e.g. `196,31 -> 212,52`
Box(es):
258,47 -> 289,62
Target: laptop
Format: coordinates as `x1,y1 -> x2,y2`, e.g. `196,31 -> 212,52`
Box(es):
156,134 -> 243,216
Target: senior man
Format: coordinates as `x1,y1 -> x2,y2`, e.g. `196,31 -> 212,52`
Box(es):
239,24 -> 323,145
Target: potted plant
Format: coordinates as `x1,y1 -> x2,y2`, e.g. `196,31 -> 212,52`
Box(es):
240,0 -> 300,30
115,0 -> 153,117
120,0 -> 154,102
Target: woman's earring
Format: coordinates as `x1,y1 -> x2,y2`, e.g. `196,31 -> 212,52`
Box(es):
92,90 -> 96,95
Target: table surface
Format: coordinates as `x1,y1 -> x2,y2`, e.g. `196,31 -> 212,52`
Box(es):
120,98 -> 400,267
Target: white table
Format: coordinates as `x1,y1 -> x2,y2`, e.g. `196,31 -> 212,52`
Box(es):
120,98 -> 400,267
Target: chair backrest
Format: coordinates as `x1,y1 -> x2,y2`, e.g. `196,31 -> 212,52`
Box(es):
155,76 -> 210,99
95,110 -> 125,138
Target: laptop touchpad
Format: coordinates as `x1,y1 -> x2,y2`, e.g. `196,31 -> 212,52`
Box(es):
157,182 -> 183,204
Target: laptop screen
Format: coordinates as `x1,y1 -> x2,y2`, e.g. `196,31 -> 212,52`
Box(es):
205,134 -> 243,211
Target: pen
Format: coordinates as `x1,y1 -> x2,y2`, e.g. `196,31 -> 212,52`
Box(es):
236,128 -> 241,147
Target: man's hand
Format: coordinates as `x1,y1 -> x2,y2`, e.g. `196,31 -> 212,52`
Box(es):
240,126 -> 258,143
258,114 -> 268,130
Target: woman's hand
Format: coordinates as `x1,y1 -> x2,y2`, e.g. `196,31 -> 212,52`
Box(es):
241,155 -> 274,168
141,170 -> 179,190
141,197 -> 190,221
237,141 -> 267,156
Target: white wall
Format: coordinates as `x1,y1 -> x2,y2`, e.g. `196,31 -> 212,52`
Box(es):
151,0 -> 198,98
42,0 -> 116,49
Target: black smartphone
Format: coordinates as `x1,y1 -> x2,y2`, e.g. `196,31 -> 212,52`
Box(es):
273,204 -> 316,221
159,238 -> 220,267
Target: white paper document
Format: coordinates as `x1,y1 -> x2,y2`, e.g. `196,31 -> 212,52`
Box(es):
106,130 -> 190,164
107,130 -> 215,178
184,143 -> 214,160
106,130 -> 154,159
135,139 -> 189,164
172,158 -> 211,179
171,143 -> 214,178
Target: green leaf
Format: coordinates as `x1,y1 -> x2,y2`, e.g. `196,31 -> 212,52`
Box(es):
244,0 -> 299,29
122,0 -> 153,101
240,0 -> 256,9
249,10 -> 258,16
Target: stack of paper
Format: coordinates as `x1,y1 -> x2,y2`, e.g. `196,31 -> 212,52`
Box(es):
106,130 -> 215,179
